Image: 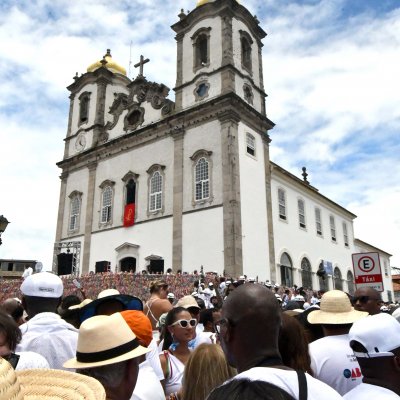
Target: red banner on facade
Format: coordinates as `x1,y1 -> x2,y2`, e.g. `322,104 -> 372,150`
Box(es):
123,204 -> 135,227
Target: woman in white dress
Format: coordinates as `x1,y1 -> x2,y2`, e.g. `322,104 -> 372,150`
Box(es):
159,307 -> 196,398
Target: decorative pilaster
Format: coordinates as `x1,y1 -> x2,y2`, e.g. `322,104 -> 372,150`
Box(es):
262,134 -> 276,282
82,161 -> 97,274
221,13 -> 235,94
174,32 -> 184,111
93,77 -> 110,145
258,46 -> 266,116
64,94 -> 75,159
219,110 -> 243,277
53,172 -> 69,270
170,125 -> 185,271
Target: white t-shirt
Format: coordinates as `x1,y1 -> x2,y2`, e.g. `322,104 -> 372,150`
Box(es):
309,334 -> 362,395
229,367 -> 343,400
343,382 -> 399,399
22,267 -> 33,279
15,351 -> 49,370
131,360 -> 165,400
17,312 -> 78,370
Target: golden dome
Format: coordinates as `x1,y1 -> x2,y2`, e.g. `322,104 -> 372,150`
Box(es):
196,0 -> 239,6
87,49 -> 126,76
197,0 -> 211,5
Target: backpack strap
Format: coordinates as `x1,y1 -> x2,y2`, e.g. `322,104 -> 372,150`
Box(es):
296,370 -> 308,400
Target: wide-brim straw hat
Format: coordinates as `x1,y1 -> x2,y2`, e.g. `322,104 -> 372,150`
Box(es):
307,290 -> 367,325
64,312 -> 150,369
0,358 -> 105,400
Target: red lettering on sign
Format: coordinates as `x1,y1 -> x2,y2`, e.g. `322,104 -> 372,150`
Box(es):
355,274 -> 382,284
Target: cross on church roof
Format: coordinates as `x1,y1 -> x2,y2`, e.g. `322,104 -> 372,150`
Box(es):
134,55 -> 150,77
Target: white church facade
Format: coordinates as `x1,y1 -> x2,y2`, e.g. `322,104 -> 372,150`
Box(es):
53,0 -> 393,300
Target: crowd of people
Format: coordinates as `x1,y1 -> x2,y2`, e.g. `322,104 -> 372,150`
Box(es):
0,269 -> 400,399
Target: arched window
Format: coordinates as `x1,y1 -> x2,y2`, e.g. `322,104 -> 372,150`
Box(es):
239,30 -> 253,74
298,199 -> 306,229
150,171 -> 163,212
78,92 -> 91,125
246,133 -> 256,157
126,179 -> 136,205
101,186 -> 113,224
315,207 -> 322,236
301,257 -> 312,289
195,158 -> 209,201
330,215 -> 336,242
191,150 -> 212,205
68,192 -> 82,232
280,253 -> 293,287
347,271 -> 355,295
334,267 -> 343,290
278,188 -> 286,220
343,222 -> 349,247
192,27 -> 211,71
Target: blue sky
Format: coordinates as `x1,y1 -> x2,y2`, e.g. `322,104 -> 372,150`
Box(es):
0,0 -> 399,268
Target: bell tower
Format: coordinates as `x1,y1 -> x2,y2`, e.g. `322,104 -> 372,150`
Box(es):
172,0 -> 267,115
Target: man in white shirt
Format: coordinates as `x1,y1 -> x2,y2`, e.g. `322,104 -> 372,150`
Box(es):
17,272 -> 78,370
21,265 -> 33,279
215,284 -> 343,400
344,313 -> 400,399
308,290 -> 368,395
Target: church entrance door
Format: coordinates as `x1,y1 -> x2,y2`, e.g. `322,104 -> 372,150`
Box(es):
120,257 -> 136,273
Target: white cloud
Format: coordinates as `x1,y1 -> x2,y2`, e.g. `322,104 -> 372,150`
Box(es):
0,0 -> 399,269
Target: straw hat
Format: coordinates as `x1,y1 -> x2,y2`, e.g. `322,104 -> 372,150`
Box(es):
68,298 -> 93,310
0,358 -> 105,399
307,290 -> 368,325
64,312 -> 150,369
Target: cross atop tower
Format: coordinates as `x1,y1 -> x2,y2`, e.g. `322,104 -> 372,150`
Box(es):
134,55 -> 150,77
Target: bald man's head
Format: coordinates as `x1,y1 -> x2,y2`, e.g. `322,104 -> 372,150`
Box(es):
353,287 -> 382,315
219,284 -> 282,370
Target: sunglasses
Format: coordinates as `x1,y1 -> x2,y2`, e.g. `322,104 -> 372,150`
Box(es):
3,353 -> 20,369
352,296 -> 380,304
170,318 -> 197,328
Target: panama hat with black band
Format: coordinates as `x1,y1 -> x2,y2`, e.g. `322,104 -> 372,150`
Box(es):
64,313 -> 150,369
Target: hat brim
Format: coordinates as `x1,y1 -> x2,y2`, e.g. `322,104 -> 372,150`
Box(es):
16,368 -> 106,399
307,309 -> 367,325
63,343 -> 150,369
79,295 -> 143,323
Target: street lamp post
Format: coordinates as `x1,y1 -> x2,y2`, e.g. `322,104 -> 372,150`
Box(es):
0,215 -> 10,246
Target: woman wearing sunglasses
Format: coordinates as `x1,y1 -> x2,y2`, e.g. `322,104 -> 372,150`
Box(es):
160,307 -> 197,399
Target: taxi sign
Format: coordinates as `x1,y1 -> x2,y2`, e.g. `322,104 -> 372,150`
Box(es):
352,252 -> 383,292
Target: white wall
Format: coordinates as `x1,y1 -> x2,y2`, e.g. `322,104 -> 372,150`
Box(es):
182,207 -> 224,273
182,120 -> 223,211
88,216 -> 173,272
238,123 -> 270,281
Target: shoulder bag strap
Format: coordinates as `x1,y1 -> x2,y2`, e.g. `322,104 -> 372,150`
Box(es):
296,370 -> 308,400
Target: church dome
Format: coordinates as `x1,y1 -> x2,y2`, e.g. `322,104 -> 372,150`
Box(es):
87,49 -> 127,75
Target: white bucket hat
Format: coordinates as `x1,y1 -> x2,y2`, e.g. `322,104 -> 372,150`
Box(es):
308,290 -> 368,325
64,312 -> 149,369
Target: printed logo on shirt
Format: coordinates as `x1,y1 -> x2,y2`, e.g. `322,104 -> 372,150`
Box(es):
343,368 -> 361,380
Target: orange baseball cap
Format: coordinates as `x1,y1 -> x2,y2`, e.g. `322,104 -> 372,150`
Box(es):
120,310 -> 153,347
